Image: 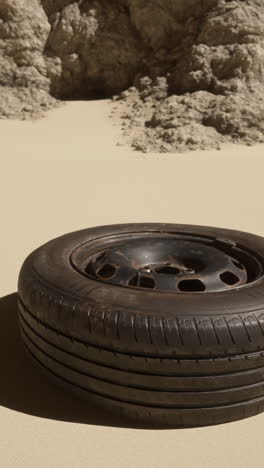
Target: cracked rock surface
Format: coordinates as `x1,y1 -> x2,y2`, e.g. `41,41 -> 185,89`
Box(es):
0,0 -> 264,151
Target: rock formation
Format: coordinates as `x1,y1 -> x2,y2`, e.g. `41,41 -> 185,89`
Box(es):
0,0 -> 264,151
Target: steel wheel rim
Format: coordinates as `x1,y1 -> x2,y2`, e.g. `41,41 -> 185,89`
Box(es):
70,231 -> 264,293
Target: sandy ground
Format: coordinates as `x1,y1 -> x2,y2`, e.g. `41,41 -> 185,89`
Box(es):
1,100 -> 264,468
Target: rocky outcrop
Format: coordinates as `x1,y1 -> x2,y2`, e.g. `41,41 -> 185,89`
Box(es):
0,0 -> 264,151
0,0 -> 56,118
113,0 -> 264,152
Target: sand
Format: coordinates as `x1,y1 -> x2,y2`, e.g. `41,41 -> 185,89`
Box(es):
1,99 -> 264,468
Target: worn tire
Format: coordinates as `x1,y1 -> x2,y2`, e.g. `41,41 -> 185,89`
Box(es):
17,223 -> 264,427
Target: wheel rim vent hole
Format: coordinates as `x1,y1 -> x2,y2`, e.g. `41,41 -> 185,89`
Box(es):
220,271 -> 239,285
97,264 -> 116,278
155,266 -> 180,275
129,275 -> 156,289
178,279 -> 206,292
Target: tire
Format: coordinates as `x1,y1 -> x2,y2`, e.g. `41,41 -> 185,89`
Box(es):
17,223 -> 264,427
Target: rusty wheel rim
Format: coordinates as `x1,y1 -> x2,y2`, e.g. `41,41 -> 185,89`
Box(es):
71,232 -> 264,293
